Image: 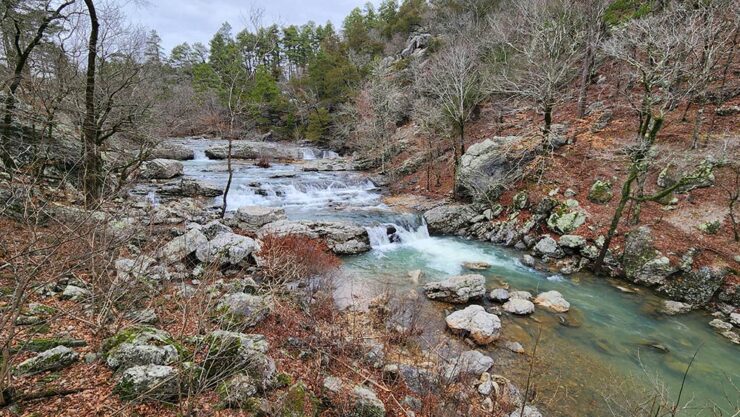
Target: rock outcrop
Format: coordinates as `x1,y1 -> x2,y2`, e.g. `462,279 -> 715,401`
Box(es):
422,204 -> 476,235
623,227 -> 676,286
258,220 -> 370,255
140,159 -> 184,179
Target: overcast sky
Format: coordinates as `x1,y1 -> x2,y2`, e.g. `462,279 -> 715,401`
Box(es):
118,0 -> 363,53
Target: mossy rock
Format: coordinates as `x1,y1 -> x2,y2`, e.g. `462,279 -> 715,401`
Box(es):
21,337 -> 87,353
103,326 -> 186,358
588,180 -> 613,204
698,220 -> 720,235
547,205 -> 587,235
14,346 -> 78,375
278,382 -> 320,417
512,191 -> 529,209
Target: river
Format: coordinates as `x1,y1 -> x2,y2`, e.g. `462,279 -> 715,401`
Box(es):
169,138 -> 739,416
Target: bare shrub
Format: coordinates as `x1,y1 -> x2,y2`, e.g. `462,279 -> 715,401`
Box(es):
256,234 -> 341,284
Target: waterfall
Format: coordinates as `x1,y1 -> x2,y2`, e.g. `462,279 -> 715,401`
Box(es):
301,149 -> 317,160
366,217 -> 431,251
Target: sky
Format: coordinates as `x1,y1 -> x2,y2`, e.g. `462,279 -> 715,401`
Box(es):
117,0 -> 362,53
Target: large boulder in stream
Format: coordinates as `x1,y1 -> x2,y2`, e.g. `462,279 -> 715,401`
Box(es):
423,274 -> 486,303
258,220 -> 370,255
140,159 -> 184,179
149,143 -> 194,160
205,142 -> 300,161
445,305 -> 502,345
455,136 -> 534,201
423,204 -> 476,235
657,267 -> 728,306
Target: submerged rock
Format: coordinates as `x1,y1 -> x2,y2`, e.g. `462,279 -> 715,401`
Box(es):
661,300 -> 692,315
445,305 -> 502,344
503,299 -> 535,315
533,290 -> 570,313
423,274 -> 486,304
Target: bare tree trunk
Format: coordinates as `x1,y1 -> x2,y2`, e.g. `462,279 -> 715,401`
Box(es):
82,0 -> 101,207
453,123 -> 465,200
594,168 -> 636,272
577,43 -> 594,118
543,105 -> 552,137
220,135 -> 233,218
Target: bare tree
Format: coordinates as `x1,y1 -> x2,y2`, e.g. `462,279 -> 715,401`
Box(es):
576,0 -> 608,118
594,2 -> 732,271
487,0 -> 586,136
418,39 -> 484,199
0,0 -> 76,171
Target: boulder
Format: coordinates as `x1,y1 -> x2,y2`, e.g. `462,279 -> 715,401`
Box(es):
657,267 -> 727,306
351,385 -> 386,417
422,204 -> 476,235
445,305 -> 502,344
462,261 -> 491,270
423,274 -> 486,304
588,180 -> 613,204
657,159 -> 714,193
559,235 -> 586,249
510,290 -> 532,300
661,300 -> 692,315
709,319 -> 733,331
61,285 -> 91,302
456,136 -> 533,201
512,191 -> 529,209
503,299 -> 535,315
174,179 -> 223,197
149,143 -> 194,160
195,232 -> 260,265
140,159 -> 184,179
157,228 -> 208,263
533,236 -> 564,258
258,220 -> 370,255
235,206 -> 287,231
443,350 -> 494,381
201,220 -> 233,239
489,288 -> 510,302
15,346 -> 78,375
731,313 -> 740,327
114,364 -> 179,401
104,326 -> 181,371
623,227 -> 676,286
533,290 -> 570,312
521,254 -> 536,267
547,204 -> 586,235
202,330 -> 275,388
115,256 -> 155,282
218,373 -> 258,407
205,142 -> 300,160
215,293 -> 272,328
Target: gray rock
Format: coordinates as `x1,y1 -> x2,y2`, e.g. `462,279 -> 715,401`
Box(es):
509,405 -> 544,417
445,305 -> 502,345
115,256 -> 155,282
657,267 -> 726,305
489,288 -> 510,302
533,290 -> 570,313
709,319 -> 733,331
163,178 -> 223,198
323,376 -> 344,393
443,350 -> 494,380
661,300 -> 692,315
351,385 -> 386,417
61,285 -> 90,302
235,206 -> 287,231
258,220 -> 370,255
547,206 -> 586,235
422,204 -> 476,235
157,228 -> 208,263
215,293 -> 272,328
504,341 -> 525,354
534,236 -> 564,258
105,326 -> 180,371
512,191 -> 529,209
588,180 -> 613,204
503,299 -> 535,315
456,136 -> 533,202
623,227 -> 675,286
15,346 -> 78,375
127,308 -> 159,324
509,290 -> 532,300
149,143 -> 194,160
205,142 -> 300,160
559,234 -> 586,249
218,373 -> 258,407
195,232 -> 260,265
203,330 -> 275,388
730,313 -> 740,327
114,364 -> 179,401
423,274 -> 486,304
140,158 -> 184,179
521,254 -> 536,267
201,220 -> 233,239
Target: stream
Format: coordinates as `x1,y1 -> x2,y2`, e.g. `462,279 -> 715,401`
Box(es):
170,138 -> 739,416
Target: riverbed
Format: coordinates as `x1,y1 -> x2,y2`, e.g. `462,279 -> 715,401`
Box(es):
169,138 -> 739,416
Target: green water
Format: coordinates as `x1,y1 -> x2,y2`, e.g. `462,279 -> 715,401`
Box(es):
342,236 -> 739,416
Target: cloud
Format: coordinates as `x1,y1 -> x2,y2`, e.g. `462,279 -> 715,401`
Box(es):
116,0 -> 361,52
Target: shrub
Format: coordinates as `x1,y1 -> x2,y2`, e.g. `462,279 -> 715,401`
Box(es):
256,234 -> 340,283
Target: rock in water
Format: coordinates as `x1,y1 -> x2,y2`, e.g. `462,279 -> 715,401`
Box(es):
462,261 -> 491,270
660,300 -> 692,315
503,299 -> 535,315
422,204 -> 476,235
149,143 -> 194,160
15,346 -> 78,375
445,305 -> 502,345
533,290 -> 570,312
489,288 -> 510,302
140,158 -> 184,179
423,274 -> 486,303
533,236 -> 564,258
